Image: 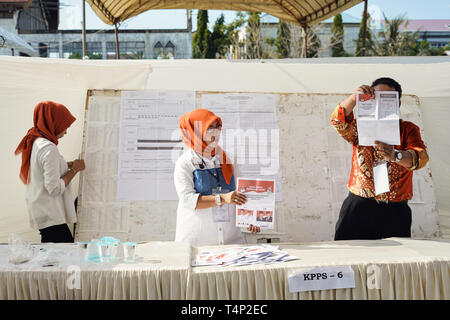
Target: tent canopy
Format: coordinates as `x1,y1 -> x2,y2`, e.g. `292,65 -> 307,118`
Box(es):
86,0 -> 363,26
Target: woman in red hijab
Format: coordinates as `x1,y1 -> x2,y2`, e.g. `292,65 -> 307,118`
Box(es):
174,108 -> 259,246
15,101 -> 85,243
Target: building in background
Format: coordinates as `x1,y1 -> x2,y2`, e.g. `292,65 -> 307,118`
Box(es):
0,0 -> 38,56
401,20 -> 450,49
1,2 -> 193,59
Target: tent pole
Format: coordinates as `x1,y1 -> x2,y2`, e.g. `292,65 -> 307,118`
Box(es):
301,24 -> 308,58
82,0 -> 87,59
115,23 -> 120,59
361,0 -> 368,56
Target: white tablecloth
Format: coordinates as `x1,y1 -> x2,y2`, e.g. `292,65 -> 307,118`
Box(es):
1,238 -> 449,300
0,242 -> 191,300
188,238 -> 450,300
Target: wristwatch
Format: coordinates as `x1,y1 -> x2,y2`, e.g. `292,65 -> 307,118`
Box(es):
215,194 -> 222,206
394,150 -> 403,163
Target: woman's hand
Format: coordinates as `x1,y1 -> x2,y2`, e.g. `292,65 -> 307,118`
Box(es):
247,224 -> 260,234
221,191 -> 247,205
71,159 -> 86,173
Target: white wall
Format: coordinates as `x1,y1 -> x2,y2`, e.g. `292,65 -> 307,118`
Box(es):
0,56 -> 449,242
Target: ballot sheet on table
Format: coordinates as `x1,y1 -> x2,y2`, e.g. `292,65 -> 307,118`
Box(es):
355,91 -> 400,146
201,93 -> 282,201
117,90 -> 195,201
192,245 -> 298,267
235,178 -> 275,230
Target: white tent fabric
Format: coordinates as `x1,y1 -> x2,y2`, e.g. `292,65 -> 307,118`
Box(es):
0,56 -> 449,242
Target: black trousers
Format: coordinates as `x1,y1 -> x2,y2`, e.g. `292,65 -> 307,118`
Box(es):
334,192 -> 412,240
39,224 -> 74,243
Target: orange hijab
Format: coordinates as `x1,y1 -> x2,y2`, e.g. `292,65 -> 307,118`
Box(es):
14,101 -> 76,184
179,108 -> 234,184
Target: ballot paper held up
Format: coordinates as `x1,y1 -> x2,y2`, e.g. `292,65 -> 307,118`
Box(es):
355,91 -> 400,146
235,178 -> 275,230
373,162 -> 390,195
192,245 -> 298,267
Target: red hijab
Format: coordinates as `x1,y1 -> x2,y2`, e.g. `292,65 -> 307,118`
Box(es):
14,101 -> 76,184
179,108 -> 234,184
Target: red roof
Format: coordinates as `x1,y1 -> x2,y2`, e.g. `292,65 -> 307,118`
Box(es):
402,20 -> 450,32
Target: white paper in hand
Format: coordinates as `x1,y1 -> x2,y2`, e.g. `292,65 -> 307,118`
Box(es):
373,162 -> 390,195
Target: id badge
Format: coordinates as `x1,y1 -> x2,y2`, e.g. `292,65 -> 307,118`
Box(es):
212,204 -> 231,222
212,187 -> 230,222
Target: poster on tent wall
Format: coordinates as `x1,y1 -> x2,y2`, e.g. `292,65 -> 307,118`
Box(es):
117,90 -> 195,201
201,93 -> 282,201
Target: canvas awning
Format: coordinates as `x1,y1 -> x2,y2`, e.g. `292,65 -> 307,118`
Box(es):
86,0 -> 363,26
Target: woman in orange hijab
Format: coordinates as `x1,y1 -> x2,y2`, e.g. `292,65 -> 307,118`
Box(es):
15,101 -> 85,243
174,108 -> 259,246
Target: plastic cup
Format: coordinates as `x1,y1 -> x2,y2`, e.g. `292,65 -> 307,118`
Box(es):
76,241 -> 89,262
122,242 -> 136,263
110,241 -> 120,261
99,241 -> 111,262
86,239 -> 101,262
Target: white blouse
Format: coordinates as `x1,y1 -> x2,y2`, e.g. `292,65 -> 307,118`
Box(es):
174,149 -> 244,246
25,137 -> 77,230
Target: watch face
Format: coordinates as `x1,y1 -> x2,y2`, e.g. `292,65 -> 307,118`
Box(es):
396,151 -> 402,161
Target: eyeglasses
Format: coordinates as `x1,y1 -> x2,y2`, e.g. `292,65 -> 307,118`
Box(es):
209,122 -> 222,130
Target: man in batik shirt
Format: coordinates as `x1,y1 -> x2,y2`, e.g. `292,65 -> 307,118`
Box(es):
330,77 -> 429,240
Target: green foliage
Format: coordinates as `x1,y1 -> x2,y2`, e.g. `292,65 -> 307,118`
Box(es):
209,14 -> 230,58
373,14 -> 420,56
355,12 -> 373,56
305,27 -> 321,58
331,14 -> 347,57
246,12 -> 263,59
192,10 -> 210,58
275,20 -> 290,58
68,51 -> 103,59
68,52 -> 81,59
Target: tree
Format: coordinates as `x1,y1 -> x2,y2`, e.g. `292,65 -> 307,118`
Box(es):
373,14 -> 420,56
267,21 -> 321,58
355,12 -> 374,56
225,11 -> 247,59
287,24 -> 321,58
417,40 -> 448,56
209,14 -> 230,58
245,12 -> 263,59
192,10 -> 210,58
331,14 -> 347,57
275,20 -> 290,58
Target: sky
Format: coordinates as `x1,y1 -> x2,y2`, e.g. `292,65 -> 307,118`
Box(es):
59,0 -> 450,31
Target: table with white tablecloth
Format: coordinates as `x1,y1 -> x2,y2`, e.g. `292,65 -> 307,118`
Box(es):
1,238 -> 449,300
0,242 -> 191,300
188,238 -> 450,300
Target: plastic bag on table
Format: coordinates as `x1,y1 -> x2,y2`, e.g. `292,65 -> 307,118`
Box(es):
8,233 -> 36,265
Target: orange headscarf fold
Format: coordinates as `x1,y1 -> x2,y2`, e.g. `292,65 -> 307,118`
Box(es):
179,108 -> 234,185
14,101 -> 76,184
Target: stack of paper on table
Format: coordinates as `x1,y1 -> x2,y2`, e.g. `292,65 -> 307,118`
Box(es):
192,245 -> 298,267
